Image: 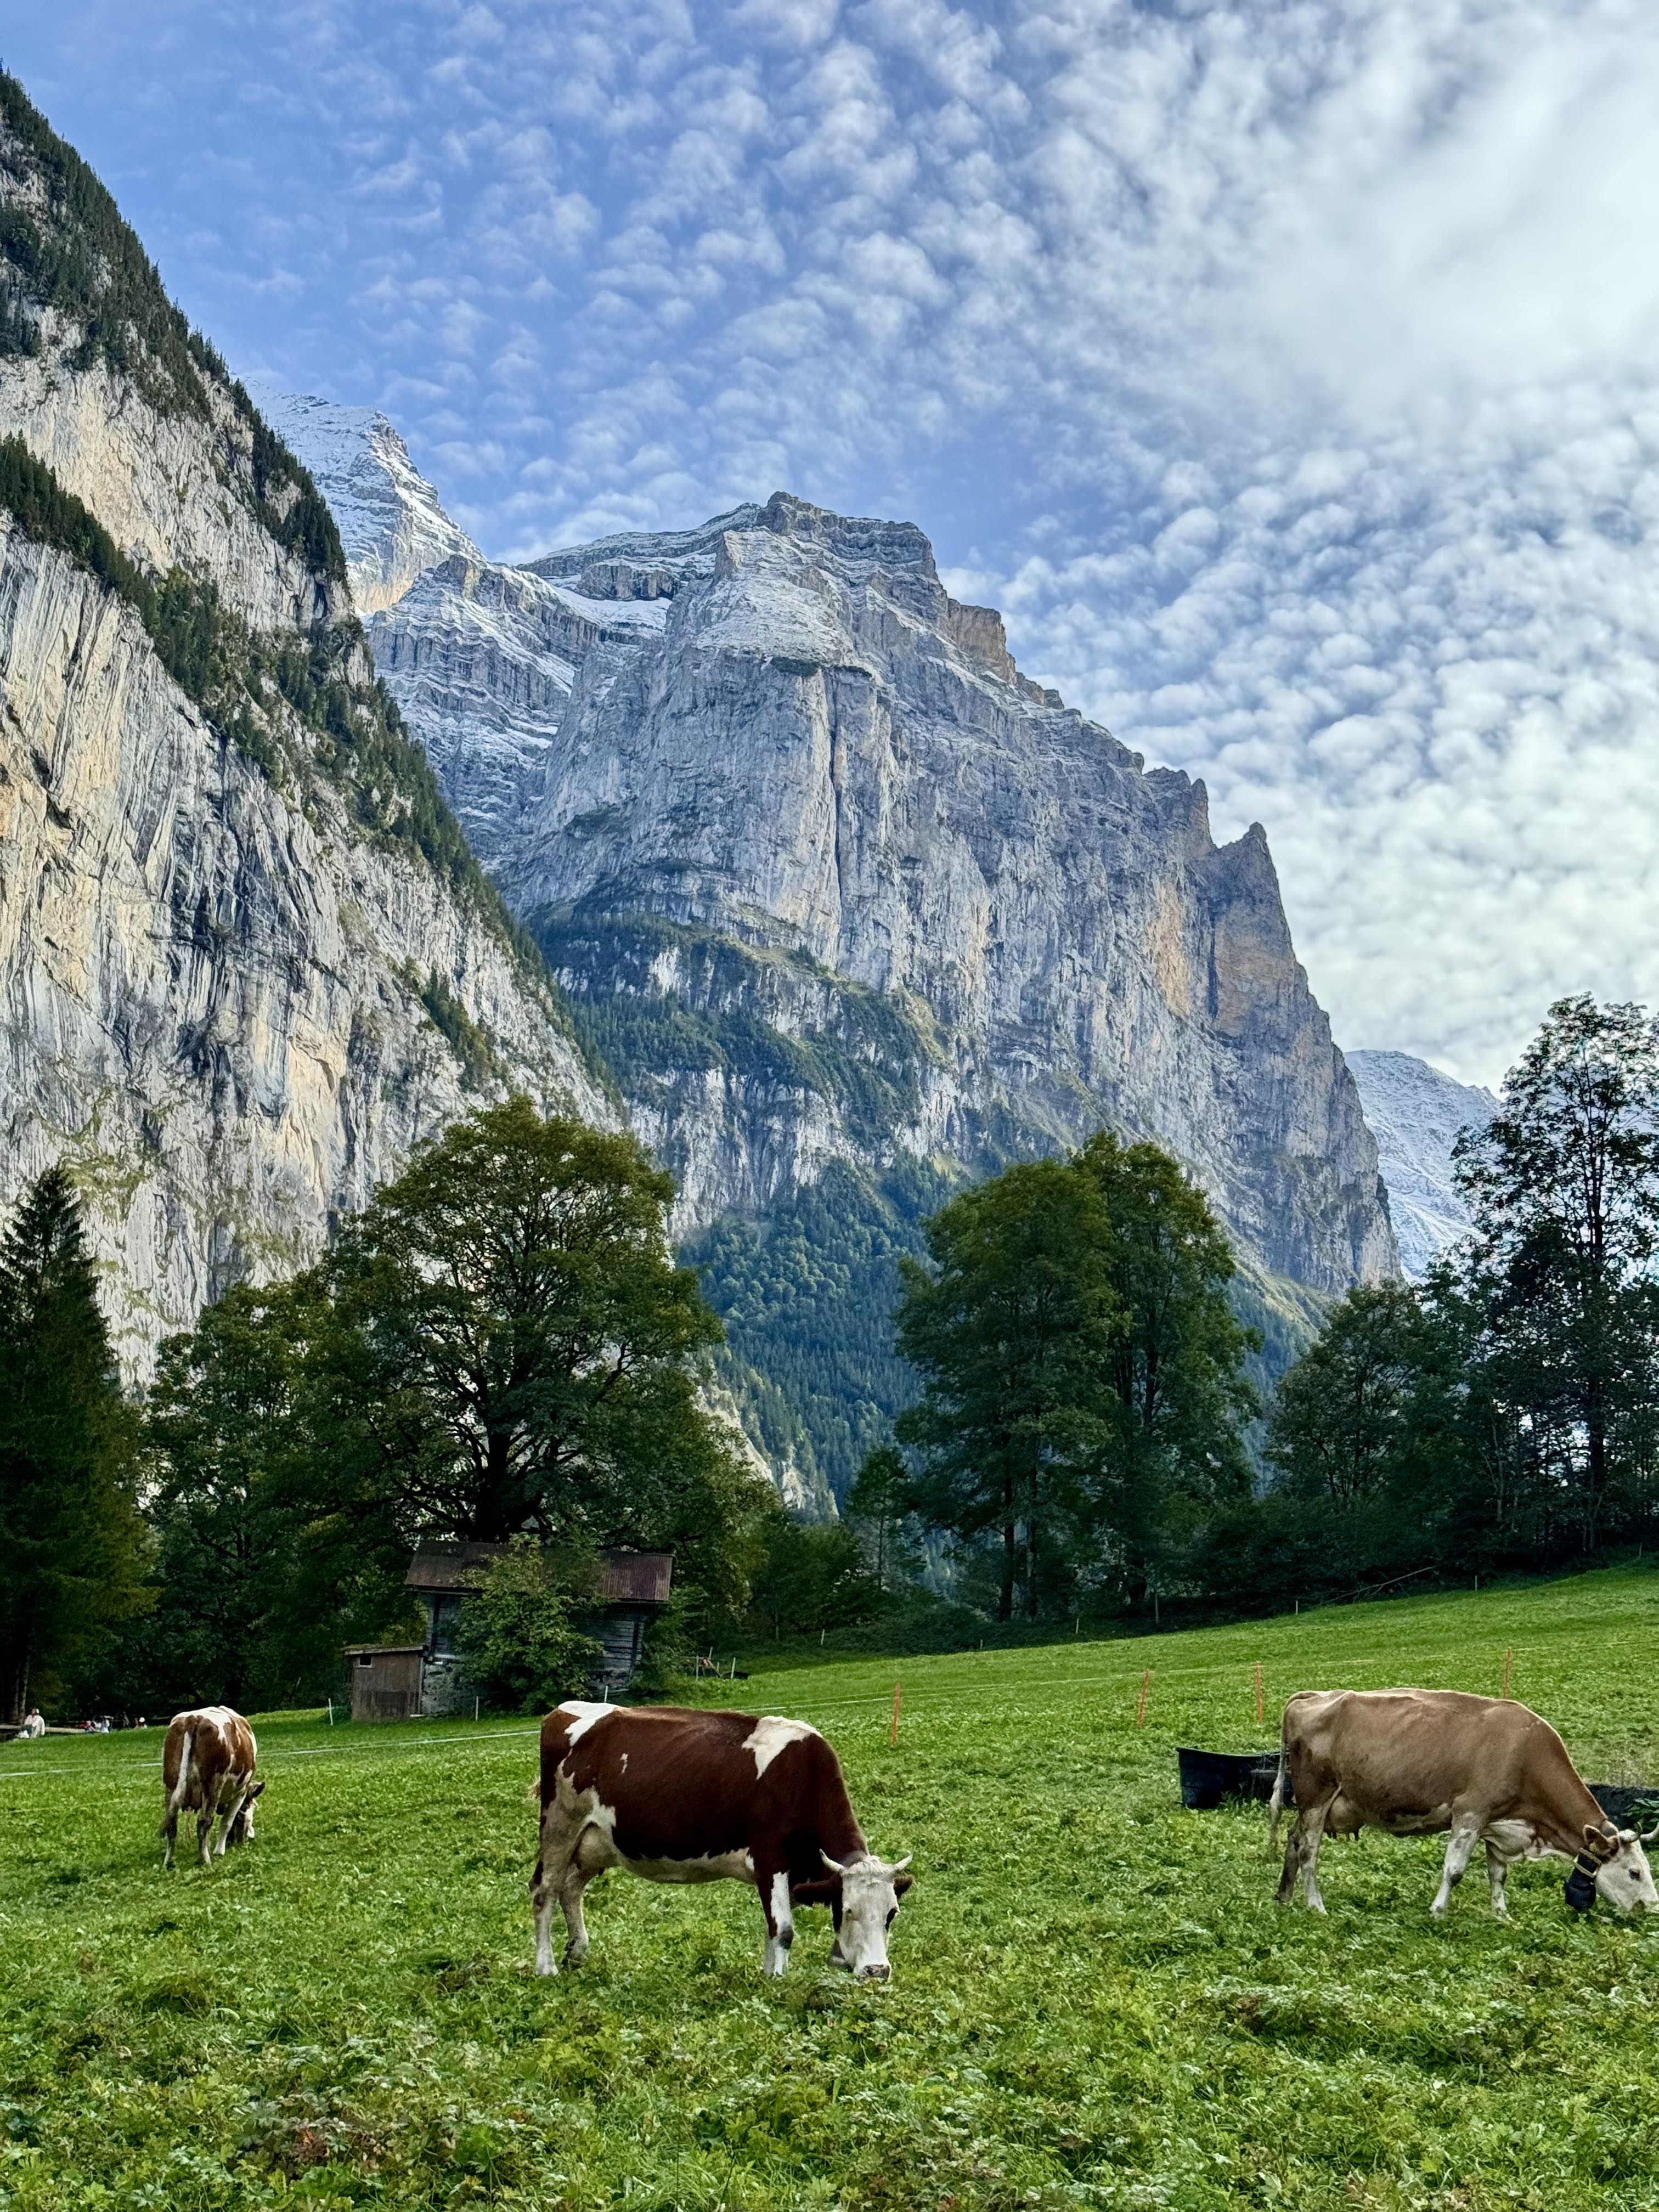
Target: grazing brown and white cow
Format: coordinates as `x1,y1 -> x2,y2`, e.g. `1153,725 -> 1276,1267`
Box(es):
159,1706 -> 263,1870
531,1702 -> 912,1979
1271,1688 -> 1659,1917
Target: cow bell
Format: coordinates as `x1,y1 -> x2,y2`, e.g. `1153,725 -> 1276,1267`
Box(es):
1564,1851 -> 1601,1914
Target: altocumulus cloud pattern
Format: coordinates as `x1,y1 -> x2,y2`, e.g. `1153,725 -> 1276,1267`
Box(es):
15,0 -> 1659,1083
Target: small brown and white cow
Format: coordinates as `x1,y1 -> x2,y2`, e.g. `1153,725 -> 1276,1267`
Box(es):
531,1702 -> 912,1979
1271,1687 -> 1658,1917
159,1706 -> 263,1870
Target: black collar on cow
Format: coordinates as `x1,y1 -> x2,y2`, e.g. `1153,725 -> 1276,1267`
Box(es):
1565,1822 -> 1619,1914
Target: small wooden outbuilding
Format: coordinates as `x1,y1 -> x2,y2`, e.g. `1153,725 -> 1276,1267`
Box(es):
341,1642 -> 425,1723
343,1542 -> 674,1720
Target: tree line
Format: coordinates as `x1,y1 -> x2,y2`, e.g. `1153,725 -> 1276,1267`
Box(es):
750,995 -> 1659,1636
5,994 -> 1654,1722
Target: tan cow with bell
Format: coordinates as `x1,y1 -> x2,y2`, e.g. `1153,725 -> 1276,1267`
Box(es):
159,1706 -> 263,1870
1271,1688 -> 1658,1917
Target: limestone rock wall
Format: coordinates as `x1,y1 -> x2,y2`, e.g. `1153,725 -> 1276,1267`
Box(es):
0,522 -> 605,1373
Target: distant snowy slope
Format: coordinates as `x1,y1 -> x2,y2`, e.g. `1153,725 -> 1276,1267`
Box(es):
1347,1051 -> 1498,1280
253,387 -> 477,615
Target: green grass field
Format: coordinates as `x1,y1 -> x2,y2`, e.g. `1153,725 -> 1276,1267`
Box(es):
5,1568 -> 1659,2211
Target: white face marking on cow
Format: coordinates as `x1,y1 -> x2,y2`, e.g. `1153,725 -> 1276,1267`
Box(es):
743,1716 -> 817,1779
558,1701 -> 613,1746
826,1853 -> 910,1981
1596,1832 -> 1659,1912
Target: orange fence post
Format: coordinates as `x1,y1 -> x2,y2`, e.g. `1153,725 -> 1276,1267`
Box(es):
1255,1661 -> 1264,1727
891,1679 -> 901,1746
1136,1668 -> 1150,1729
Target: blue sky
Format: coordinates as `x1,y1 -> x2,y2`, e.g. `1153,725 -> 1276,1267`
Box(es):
13,0 -> 1659,1083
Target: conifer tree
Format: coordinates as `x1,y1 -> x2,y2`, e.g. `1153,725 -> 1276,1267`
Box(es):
1454,995 -> 1659,1547
844,1445 -> 920,1592
0,1166 -> 145,1721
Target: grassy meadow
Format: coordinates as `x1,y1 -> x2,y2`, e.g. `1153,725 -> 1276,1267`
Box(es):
5,1569 -> 1659,2210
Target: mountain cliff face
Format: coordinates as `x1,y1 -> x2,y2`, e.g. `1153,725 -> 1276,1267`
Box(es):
0,82 -> 605,1376
1347,1051 -> 1497,1280
278,398 -> 1399,1500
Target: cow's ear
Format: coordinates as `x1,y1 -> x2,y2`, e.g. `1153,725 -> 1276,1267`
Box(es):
790,1877 -> 839,1906
1583,1822 -> 1616,1860
893,1872 -> 915,1898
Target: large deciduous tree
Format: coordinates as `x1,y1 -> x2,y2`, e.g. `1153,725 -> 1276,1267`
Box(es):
0,1167 -> 145,1721
1266,1282 -> 1436,1510
295,1097 -> 765,1637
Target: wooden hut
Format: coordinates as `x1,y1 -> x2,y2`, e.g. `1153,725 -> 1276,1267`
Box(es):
341,1642 -> 425,1722
344,1542 -> 673,1719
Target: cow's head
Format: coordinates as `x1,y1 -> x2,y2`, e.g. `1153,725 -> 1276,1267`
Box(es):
1565,1822 -> 1658,1914
227,1780 -> 266,1848
819,1851 -> 912,1981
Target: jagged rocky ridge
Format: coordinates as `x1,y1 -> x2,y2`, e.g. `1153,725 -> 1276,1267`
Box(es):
1346,1051 -> 1497,1281
0,81 -> 606,1378
275,398 -> 1400,1504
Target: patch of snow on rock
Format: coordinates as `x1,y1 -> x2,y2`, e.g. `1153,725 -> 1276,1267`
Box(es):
1346,1050 -> 1498,1281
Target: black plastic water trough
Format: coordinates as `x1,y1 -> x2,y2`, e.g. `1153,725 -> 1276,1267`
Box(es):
1178,1747 -> 1280,1810
1590,1784 -> 1659,1828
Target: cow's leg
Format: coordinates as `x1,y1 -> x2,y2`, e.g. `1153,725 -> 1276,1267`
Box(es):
560,1828 -> 610,1968
1485,1842 -> 1511,1920
198,1802 -> 216,1869
217,1784 -> 249,1855
532,1803 -> 582,1977
755,1866 -> 795,1979
1431,1815 -> 1481,1915
1276,1803 -> 1331,1910
1299,1804 -> 1331,1914
1275,1817 -> 1304,1904
558,1866 -> 595,1968
531,1842 -> 568,1977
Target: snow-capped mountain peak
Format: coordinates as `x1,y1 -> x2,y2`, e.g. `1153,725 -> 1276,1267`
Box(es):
251,386 -> 477,616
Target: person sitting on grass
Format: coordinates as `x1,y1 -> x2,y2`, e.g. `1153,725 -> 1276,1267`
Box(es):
18,1708 -> 46,1739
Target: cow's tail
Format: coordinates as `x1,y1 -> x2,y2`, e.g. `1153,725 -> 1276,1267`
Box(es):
163,1727 -> 195,1824
1267,1752 -> 1288,1854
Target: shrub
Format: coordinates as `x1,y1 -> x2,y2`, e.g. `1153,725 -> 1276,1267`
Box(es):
453,1539 -> 602,1714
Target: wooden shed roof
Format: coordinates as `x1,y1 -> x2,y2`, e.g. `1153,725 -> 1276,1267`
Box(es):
405,1543 -> 510,1593
404,1544 -> 672,1605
